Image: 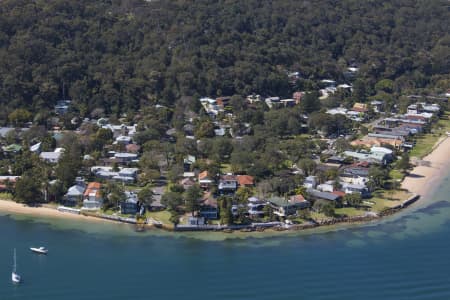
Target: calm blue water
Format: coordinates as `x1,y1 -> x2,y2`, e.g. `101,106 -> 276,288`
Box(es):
1,172 -> 450,300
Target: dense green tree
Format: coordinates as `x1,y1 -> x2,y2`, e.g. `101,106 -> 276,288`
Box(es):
14,171 -> 44,204
161,192 -> 184,211
184,185 -> 203,216
397,152 -> 411,174
344,193 -> 362,208
138,185 -> 155,208
55,142 -> 82,190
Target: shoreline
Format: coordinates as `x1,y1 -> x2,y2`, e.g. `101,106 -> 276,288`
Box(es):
0,137 -> 450,236
402,136 -> 450,202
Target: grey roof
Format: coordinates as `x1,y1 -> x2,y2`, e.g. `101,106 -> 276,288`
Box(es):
0,127 -> 15,138
40,152 -> 62,161
66,185 -> 85,196
307,189 -> 340,201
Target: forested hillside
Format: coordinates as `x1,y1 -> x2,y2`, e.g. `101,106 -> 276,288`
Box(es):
0,0 -> 448,119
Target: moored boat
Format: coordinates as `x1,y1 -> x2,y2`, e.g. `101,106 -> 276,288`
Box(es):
30,247 -> 48,254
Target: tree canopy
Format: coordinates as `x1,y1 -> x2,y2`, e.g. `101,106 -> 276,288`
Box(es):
0,0 -> 448,121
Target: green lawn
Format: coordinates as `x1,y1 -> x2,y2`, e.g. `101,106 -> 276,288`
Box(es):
146,210 -> 172,225
369,189 -> 412,212
410,112 -> 450,158
335,207 -> 366,217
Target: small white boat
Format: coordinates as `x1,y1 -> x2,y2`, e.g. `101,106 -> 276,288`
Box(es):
30,247 -> 48,254
12,248 -> 21,284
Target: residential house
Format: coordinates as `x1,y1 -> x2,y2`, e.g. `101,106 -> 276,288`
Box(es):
120,191 -> 140,215
218,174 -> 238,194
265,97 -> 280,109
65,184 -> 85,207
0,176 -> 19,191
114,152 -> 138,163
247,197 -> 266,217
351,136 -> 403,149
183,155 -> 196,171
115,135 -> 132,145
303,176 -> 318,189
343,150 -> 392,165
341,182 -> 370,197
352,103 -> 368,113
199,198 -> 219,220
82,182 -> 103,210
198,171 -> 214,189
237,175 -> 255,187
125,143 -> 141,153
39,148 -> 64,163
246,94 -> 261,104
370,100 -> 384,113
280,99 -> 295,107
180,177 -> 196,190
269,195 -> 310,217
54,100 -> 71,115
317,180 -> 335,193
340,165 -> 370,186
307,188 -> 341,203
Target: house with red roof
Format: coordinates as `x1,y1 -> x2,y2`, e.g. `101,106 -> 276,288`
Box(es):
82,182 -> 103,210
237,175 -> 255,187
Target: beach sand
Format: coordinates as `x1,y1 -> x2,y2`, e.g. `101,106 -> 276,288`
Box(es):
402,136 -> 450,198
0,200 -> 115,224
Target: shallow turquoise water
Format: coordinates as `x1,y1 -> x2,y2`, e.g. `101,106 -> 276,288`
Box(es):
1,172 -> 450,300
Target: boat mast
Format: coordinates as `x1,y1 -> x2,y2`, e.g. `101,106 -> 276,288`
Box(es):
13,248 -> 17,273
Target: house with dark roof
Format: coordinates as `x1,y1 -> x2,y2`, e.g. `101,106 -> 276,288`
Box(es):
307,188 -> 341,202
199,197 -> 219,219
269,195 -> 310,217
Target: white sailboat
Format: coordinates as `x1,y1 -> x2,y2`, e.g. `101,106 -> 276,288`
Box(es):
11,248 -> 21,284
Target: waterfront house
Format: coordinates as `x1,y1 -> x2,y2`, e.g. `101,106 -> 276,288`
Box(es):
65,184 -> 86,207
341,182 -> 370,197
269,195 -> 310,217
199,198 -> 219,219
307,188 -> 341,203
82,182 -> 103,210
218,174 -> 238,194
247,197 -> 266,217
120,191 -> 140,215
0,176 -> 19,191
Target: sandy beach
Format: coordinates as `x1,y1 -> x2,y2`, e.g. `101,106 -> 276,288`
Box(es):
0,199 -> 115,224
402,136 -> 450,199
